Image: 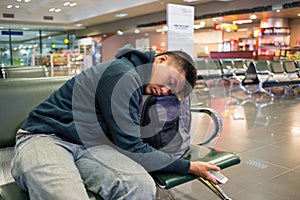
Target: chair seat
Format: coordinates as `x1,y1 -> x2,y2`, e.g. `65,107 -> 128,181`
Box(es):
150,145 -> 241,189
0,182 -> 29,200
0,182 -> 103,200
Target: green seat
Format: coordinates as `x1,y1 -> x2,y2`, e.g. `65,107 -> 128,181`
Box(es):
0,77 -> 70,148
151,146 -> 240,189
2,66 -> 48,78
0,182 -> 103,200
195,59 -> 222,80
282,60 -> 300,79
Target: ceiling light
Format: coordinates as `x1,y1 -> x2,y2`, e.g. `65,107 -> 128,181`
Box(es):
276,9 -> 281,13
115,13 -> 128,18
74,24 -> 83,27
298,13 -> 300,16
49,8 -> 55,12
55,8 -> 61,12
7,5 -> 13,8
70,3 -> 77,6
134,29 -> 140,34
117,30 -> 124,35
233,19 -> 253,25
64,2 -> 71,6
24,0 -> 31,2
250,14 -> 257,19
183,0 -> 198,2
15,5 -> 20,8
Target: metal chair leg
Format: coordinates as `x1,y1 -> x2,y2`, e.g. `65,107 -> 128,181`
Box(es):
198,178 -> 232,200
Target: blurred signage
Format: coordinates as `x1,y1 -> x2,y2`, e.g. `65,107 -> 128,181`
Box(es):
214,23 -> 238,32
1,30 -> 23,36
167,4 -> 194,57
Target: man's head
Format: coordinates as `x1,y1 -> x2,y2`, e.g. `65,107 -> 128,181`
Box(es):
146,50 -> 197,102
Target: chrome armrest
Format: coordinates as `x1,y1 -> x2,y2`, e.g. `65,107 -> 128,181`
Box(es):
190,108 -> 223,146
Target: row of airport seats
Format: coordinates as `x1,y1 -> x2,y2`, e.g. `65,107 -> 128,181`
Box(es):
0,77 -> 241,199
195,59 -> 300,97
0,66 -> 48,78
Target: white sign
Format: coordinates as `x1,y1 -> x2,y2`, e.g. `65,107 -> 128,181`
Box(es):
167,4 -> 194,57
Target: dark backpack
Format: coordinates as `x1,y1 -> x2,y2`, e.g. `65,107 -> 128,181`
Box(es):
140,95 -> 191,158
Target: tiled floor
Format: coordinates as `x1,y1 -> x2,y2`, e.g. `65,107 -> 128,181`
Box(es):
167,81 -> 300,200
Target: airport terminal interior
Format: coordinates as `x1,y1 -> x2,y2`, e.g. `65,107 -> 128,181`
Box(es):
1,0 -> 300,199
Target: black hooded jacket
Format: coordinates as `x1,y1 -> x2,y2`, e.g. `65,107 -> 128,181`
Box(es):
20,44 -> 190,174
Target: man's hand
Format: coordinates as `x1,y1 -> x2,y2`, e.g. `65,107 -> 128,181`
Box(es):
188,161 -> 221,184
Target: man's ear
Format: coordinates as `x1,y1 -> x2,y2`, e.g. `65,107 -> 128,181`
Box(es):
154,54 -> 169,64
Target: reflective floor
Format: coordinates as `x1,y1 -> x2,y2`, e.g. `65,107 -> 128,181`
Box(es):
168,80 -> 300,200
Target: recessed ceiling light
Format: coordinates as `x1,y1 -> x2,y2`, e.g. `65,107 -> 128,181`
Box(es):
183,0 -> 198,2
250,14 -> 257,19
63,2 -> 71,6
233,19 -> 253,25
134,29 -> 140,34
298,13 -> 300,16
115,13 -> 128,18
74,24 -> 83,27
117,30 -> 124,35
7,5 -> 13,9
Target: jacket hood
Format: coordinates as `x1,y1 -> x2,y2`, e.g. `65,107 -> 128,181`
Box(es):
115,44 -> 155,67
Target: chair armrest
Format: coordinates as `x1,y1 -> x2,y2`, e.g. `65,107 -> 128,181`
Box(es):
190,108 -> 222,146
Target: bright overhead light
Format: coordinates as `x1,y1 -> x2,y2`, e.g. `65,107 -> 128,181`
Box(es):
49,8 -> 62,12
117,30 -> 124,35
115,13 -> 128,18
7,5 -> 13,8
250,14 -> 257,19
156,26 -> 168,32
233,19 -> 253,25
298,13 -> 300,16
183,0 -> 198,2
134,29 -> 140,34
63,2 -> 71,6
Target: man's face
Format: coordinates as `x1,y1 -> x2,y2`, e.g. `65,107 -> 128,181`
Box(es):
146,55 -> 186,102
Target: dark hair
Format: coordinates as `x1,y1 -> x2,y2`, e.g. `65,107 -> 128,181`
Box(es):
156,51 -> 197,96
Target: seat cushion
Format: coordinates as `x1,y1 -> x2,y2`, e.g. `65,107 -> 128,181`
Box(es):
0,182 -> 104,200
0,182 -> 29,200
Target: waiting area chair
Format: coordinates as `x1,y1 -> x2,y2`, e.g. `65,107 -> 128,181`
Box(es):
220,59 -> 250,95
0,77 -> 240,200
1,66 -> 48,78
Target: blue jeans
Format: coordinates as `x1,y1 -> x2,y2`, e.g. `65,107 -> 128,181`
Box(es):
11,134 -> 156,200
